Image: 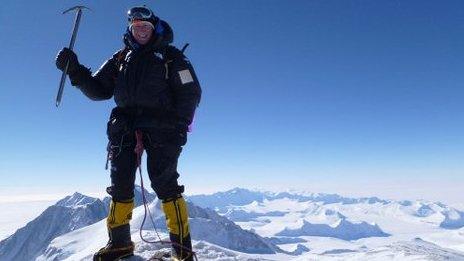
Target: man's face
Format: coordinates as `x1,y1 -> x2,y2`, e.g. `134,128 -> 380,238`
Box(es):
131,21 -> 153,45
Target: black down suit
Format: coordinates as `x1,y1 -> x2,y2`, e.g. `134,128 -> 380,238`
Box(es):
66,20 -> 201,260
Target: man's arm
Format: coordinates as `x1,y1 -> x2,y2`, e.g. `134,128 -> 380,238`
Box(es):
56,48 -> 118,101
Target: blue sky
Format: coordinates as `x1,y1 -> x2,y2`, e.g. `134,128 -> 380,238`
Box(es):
0,1 -> 463,202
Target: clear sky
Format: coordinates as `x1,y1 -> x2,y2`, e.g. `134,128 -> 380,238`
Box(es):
0,1 -> 463,204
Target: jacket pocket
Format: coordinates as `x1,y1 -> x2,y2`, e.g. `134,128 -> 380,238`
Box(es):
107,108 -> 131,144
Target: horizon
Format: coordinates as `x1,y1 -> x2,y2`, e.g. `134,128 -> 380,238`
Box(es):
1,182 -> 464,211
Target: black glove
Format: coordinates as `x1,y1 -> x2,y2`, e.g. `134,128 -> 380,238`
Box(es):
55,48 -> 80,74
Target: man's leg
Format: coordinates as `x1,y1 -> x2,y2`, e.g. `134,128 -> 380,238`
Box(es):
146,142 -> 193,261
94,137 -> 137,261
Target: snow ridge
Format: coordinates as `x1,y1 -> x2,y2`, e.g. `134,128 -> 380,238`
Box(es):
189,187 -> 391,212
187,202 -> 279,254
276,219 -> 389,240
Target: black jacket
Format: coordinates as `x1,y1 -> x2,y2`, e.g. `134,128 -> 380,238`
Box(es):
68,20 -> 201,129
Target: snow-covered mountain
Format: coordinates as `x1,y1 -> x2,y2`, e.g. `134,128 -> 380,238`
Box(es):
187,202 -> 279,254
190,188 -> 464,233
188,187 -> 388,212
1,187 -> 280,261
188,188 -> 464,260
0,192 -> 107,261
37,198 -> 280,260
0,186 -> 155,261
2,187 -> 464,260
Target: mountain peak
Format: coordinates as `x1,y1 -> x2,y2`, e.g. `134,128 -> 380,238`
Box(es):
55,192 -> 98,208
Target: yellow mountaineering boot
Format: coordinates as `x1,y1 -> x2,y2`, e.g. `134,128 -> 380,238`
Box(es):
162,195 -> 194,261
94,199 -> 135,261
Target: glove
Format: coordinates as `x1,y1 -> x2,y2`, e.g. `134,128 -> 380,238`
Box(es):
55,48 -> 80,74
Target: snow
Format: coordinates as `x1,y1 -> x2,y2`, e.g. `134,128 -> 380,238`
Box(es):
3,187 -> 464,260
55,192 -> 99,208
290,238 -> 464,261
37,198 -> 278,260
189,188 -> 464,259
276,219 -> 389,240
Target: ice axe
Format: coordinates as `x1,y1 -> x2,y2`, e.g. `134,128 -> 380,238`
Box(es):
55,5 -> 90,107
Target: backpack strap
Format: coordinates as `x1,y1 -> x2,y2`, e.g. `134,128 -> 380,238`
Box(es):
163,43 -> 190,80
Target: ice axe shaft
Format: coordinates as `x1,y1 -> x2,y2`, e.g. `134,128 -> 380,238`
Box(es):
55,6 -> 90,107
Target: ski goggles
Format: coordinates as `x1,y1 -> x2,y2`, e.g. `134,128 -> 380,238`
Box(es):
127,6 -> 154,22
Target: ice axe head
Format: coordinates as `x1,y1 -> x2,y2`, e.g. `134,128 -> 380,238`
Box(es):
62,5 -> 91,15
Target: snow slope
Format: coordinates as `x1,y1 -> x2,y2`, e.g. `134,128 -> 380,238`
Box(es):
0,186 -> 155,261
292,238 -> 464,260
37,198 -> 280,260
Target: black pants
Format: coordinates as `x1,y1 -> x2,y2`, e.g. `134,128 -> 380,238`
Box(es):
106,107 -> 185,201
108,132 -> 184,201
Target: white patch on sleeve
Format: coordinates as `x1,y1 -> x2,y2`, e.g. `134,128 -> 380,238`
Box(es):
178,69 -> 194,85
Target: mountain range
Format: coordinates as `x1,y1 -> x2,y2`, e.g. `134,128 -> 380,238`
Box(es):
1,187 -> 464,260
